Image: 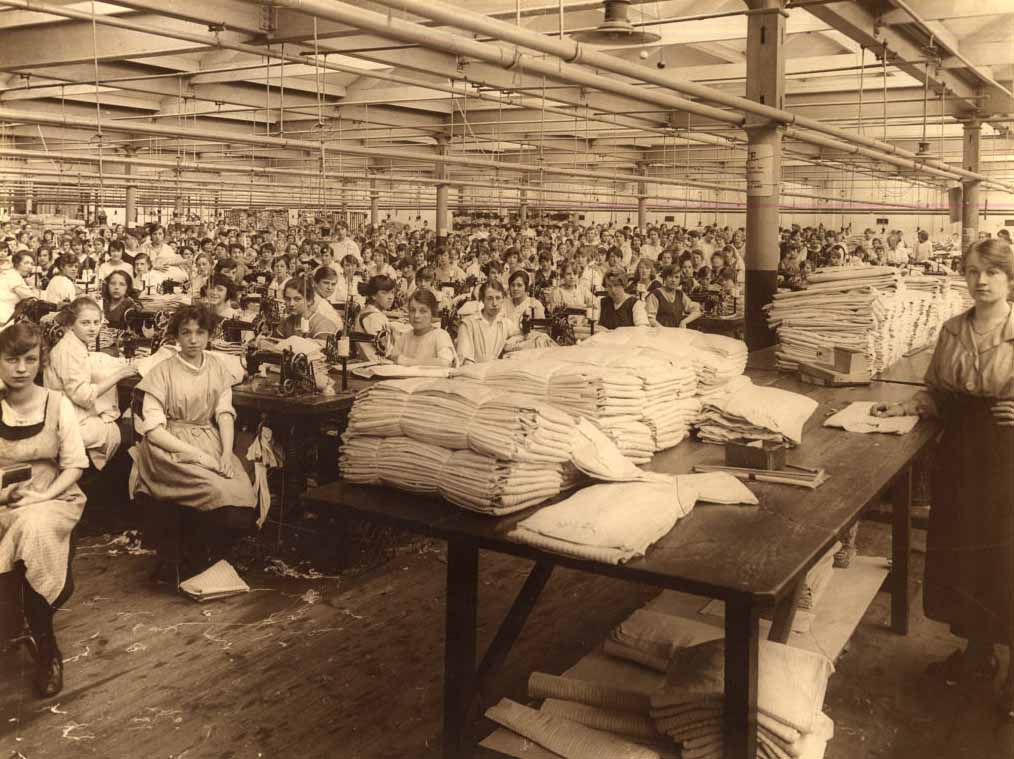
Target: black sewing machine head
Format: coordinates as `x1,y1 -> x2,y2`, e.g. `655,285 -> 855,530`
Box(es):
521,305 -> 580,346
279,347 -> 317,397
158,279 -> 185,295
10,297 -> 58,326
252,296 -> 284,337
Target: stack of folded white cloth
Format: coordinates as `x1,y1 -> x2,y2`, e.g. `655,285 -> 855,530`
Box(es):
649,638 -> 835,759
798,544 -> 840,611
765,267 -> 966,374
340,434 -> 578,515
696,378 -> 818,446
347,378 -> 577,463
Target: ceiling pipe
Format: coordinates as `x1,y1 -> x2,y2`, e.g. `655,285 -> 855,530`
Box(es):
0,105 -> 746,196
0,0 -> 684,144
353,0 -> 1011,191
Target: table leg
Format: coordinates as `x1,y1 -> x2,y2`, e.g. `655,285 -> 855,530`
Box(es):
444,539 -> 479,759
891,466 -> 913,635
723,597 -> 760,759
768,580 -> 804,644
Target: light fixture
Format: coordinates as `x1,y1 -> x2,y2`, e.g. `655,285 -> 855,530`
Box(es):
571,1 -> 661,46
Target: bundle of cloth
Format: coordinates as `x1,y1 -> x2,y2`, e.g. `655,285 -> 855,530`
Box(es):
339,434 -> 580,515
764,266 -> 965,374
696,377 -> 818,446
649,638 -> 835,759
797,544 -> 840,612
346,378 -> 577,463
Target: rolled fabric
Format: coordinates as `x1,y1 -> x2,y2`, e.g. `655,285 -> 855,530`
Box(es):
540,699 -> 659,740
484,698 -> 660,759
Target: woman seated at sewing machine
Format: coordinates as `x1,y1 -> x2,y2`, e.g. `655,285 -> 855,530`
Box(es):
266,256 -> 292,302
647,265 -> 701,329
455,279 -> 523,365
43,255 -> 79,306
0,252 -> 38,326
598,268 -> 649,330
386,289 -> 456,368
355,275 -> 397,361
275,276 -> 340,340
101,270 -> 141,329
502,270 -> 545,329
131,304 -> 257,583
309,268 -> 343,329
204,274 -> 239,321
45,297 -> 138,470
132,254 -> 166,296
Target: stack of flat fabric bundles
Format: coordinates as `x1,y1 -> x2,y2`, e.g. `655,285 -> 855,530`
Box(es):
456,357 -> 597,419
340,434 -> 576,515
948,273 -> 974,311
346,378 -> 577,463
696,377 -> 818,446
650,638 -> 835,759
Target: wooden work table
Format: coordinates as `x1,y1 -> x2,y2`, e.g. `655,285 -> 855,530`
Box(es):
302,367 -> 939,759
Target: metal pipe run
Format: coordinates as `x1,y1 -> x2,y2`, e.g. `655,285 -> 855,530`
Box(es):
357,0 -> 1010,191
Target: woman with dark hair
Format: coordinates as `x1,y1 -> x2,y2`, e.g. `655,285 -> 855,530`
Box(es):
43,255 -> 79,305
355,275 -> 397,360
599,268 -> 648,329
0,322 -> 88,697
96,239 -> 132,282
276,275 -> 340,339
131,304 -> 257,582
388,289 -> 456,367
45,297 -> 137,469
455,279 -> 520,364
102,270 -> 141,328
647,265 -> 701,329
204,274 -> 238,320
873,238 -> 1014,717
503,269 -> 545,328
0,251 -> 38,325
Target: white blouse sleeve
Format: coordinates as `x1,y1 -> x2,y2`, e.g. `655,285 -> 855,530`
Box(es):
215,385 -> 236,419
56,396 -> 89,470
632,300 -> 649,327
138,391 -> 168,435
48,338 -> 98,410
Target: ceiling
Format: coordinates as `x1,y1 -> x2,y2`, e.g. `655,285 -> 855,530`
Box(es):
0,0 -> 1012,210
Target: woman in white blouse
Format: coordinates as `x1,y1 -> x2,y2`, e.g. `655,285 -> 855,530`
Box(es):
44,297 -> 138,469
456,279 -> 521,364
502,270 -> 545,329
0,252 -> 38,325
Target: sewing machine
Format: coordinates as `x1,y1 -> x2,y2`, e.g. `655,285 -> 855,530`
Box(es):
324,325 -> 394,392
10,297 -> 58,326
120,306 -> 174,357
520,305 -> 590,346
245,344 -> 319,397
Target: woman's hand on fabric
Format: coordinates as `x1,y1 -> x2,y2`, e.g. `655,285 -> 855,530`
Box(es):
991,401 -> 1014,427
218,453 -> 235,478
10,487 -> 47,507
870,402 -> 905,418
0,483 -> 24,507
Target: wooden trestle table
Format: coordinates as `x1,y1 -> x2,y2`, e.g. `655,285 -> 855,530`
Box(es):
302,368 -> 939,759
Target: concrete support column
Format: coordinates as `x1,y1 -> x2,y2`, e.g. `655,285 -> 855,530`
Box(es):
519,188 -> 528,223
743,0 -> 786,352
369,178 -> 379,226
435,136 -> 449,238
961,119 -> 981,251
636,162 -> 648,231
24,182 -> 33,215
174,192 -> 184,222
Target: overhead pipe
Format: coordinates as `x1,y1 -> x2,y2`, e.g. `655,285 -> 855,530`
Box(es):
0,106 -> 753,197
355,0 -> 1011,191
0,0 -> 684,145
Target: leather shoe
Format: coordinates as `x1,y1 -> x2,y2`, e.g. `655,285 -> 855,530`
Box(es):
35,655 -> 63,698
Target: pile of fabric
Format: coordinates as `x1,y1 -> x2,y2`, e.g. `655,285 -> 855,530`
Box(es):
650,638 -> 835,759
696,377 -> 818,446
765,267 -> 966,374
346,378 -> 577,463
340,434 -> 580,515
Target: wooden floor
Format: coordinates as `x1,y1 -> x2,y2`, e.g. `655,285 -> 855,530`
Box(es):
1,520 -> 1011,759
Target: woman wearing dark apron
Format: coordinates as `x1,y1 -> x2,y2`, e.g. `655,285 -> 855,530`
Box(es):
0,322 -> 88,698
873,237 -> 1014,720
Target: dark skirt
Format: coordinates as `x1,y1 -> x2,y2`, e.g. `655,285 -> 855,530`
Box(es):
925,393 -> 1014,643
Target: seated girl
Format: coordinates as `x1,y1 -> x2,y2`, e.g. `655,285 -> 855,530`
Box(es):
43,255 -> 79,305
646,265 -> 701,329
95,240 -> 133,283
388,289 -> 457,367
204,274 -> 239,321
455,279 -> 522,365
0,322 -> 89,697
102,270 -> 142,329
628,258 -> 661,297
355,275 -> 397,361
44,297 -> 138,470
132,253 -> 166,295
276,276 -> 341,339
266,256 -> 292,303
131,304 -> 257,580
599,268 -> 649,330
502,270 -> 546,328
